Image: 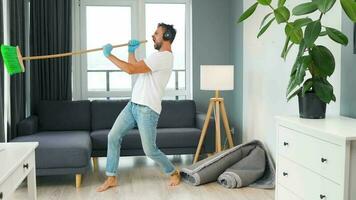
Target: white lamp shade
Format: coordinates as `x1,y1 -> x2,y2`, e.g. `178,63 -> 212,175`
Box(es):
200,65 -> 234,90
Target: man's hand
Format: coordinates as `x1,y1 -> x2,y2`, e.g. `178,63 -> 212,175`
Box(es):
128,40 -> 140,53
103,43 -> 113,57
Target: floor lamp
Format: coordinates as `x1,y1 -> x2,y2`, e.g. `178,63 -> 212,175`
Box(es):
193,65 -> 235,163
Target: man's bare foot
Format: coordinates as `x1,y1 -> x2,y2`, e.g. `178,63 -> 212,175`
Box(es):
169,170 -> 181,186
96,176 -> 118,192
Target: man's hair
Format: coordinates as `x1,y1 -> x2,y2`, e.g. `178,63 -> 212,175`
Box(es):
158,23 -> 176,43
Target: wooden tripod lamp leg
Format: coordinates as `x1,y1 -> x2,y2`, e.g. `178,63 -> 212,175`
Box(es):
215,101 -> 222,152
220,100 -> 234,148
193,100 -> 214,163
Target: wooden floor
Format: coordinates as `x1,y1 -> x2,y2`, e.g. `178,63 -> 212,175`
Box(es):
9,155 -> 275,200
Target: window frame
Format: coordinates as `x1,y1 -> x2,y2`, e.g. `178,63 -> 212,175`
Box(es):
72,0 -> 192,100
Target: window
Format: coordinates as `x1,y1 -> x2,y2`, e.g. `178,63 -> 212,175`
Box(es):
86,6 -> 132,93
146,3 -> 186,97
74,0 -> 191,100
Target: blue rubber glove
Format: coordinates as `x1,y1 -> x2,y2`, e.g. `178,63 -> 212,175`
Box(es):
128,40 -> 140,53
102,43 -> 113,57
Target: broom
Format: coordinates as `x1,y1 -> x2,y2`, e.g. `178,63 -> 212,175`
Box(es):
0,40 -> 147,76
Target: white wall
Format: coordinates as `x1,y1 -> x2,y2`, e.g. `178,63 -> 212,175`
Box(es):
242,0 -> 342,158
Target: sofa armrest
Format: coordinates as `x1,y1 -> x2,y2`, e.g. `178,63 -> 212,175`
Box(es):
196,112 -> 215,153
17,116 -> 38,136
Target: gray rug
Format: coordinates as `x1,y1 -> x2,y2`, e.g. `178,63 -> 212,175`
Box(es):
180,140 -> 275,189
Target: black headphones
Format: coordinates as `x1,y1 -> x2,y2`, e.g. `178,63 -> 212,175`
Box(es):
163,28 -> 173,41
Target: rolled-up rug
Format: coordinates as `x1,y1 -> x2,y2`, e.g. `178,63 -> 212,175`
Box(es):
180,140 -> 275,189
217,146 -> 265,188
181,145 -> 255,186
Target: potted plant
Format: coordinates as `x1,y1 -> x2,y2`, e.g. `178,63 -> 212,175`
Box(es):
238,0 -> 356,119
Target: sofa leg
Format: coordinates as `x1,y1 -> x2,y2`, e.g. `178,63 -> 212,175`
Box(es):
92,157 -> 98,172
76,174 -> 82,188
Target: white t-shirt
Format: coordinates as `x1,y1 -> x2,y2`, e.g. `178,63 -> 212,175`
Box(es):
131,51 -> 173,114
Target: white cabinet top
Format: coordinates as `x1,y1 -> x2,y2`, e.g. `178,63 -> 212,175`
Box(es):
0,142 -> 38,184
276,116 -> 356,142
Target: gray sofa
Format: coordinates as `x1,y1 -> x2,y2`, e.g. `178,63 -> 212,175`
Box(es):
12,99 -> 215,187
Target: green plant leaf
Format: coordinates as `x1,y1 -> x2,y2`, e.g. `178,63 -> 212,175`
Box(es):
287,55 -> 310,96
332,93 -> 336,101
258,0 -> 272,6
274,6 -> 290,24
325,27 -> 349,45
278,0 -> 287,7
258,17 -> 275,38
292,2 -> 318,16
260,12 -> 273,29
312,0 -> 336,13
297,39 -> 307,57
319,31 -> 328,36
288,56 -> 301,95
304,20 -> 321,47
302,79 -> 313,95
296,56 -> 312,85
281,36 -> 290,59
289,40 -> 306,77
282,43 -> 294,60
310,45 -> 335,77
285,23 -> 303,44
285,43 -> 294,58
308,62 -> 322,77
238,3 -> 258,23
293,18 -> 313,28
340,0 -> 356,22
314,78 -> 334,103
287,87 -> 302,101
287,74 -> 298,97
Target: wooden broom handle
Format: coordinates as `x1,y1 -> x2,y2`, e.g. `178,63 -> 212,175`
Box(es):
22,40 -> 147,61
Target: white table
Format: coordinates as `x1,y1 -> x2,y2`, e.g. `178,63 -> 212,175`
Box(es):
0,142 -> 39,200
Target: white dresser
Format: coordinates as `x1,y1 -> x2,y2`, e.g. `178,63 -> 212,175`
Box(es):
275,116 -> 356,200
0,142 -> 38,200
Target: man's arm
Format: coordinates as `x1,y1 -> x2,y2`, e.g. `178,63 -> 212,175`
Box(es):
128,53 -> 137,64
107,54 -> 151,74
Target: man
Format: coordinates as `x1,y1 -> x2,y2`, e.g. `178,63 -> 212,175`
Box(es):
96,23 -> 180,192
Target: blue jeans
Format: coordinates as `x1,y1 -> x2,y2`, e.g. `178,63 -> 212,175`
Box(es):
106,101 -> 176,176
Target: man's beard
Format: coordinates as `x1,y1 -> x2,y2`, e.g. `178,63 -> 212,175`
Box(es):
154,41 -> 162,50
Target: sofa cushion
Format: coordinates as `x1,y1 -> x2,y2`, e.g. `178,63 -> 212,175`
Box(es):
90,128 -> 201,150
37,100 -> 91,131
11,131 -> 91,169
158,100 -> 196,128
91,100 -> 196,130
156,128 -> 201,147
91,100 -> 129,131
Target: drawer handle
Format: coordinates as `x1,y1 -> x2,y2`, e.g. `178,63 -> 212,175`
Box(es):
23,163 -> 29,169
283,142 -> 289,146
283,172 -> 288,176
321,158 -> 327,163
320,194 -> 326,199
0,192 -> 3,199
